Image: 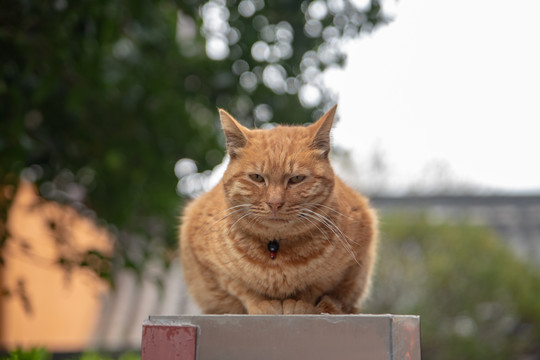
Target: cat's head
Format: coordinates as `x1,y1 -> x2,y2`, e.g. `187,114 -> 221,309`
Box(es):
219,106 -> 337,234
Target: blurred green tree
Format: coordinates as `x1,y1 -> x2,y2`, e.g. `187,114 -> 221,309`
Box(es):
0,0 -> 387,277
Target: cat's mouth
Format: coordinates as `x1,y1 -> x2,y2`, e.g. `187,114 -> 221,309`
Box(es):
266,217 -> 287,222
264,215 -> 290,223
256,209 -> 296,224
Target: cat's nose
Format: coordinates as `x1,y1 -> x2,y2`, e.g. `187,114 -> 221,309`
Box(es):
266,201 -> 284,217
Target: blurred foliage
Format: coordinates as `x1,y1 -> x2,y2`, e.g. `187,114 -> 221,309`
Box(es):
0,348 -> 49,360
75,352 -> 139,360
0,350 -> 139,360
0,0 -> 387,278
367,214 -> 540,359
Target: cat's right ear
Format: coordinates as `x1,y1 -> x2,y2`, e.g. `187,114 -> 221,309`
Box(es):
309,104 -> 337,158
219,109 -> 249,159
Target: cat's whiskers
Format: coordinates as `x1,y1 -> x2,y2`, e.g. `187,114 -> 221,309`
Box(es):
303,206 -> 361,246
207,209 -> 248,232
222,215 -> 269,266
300,212 -> 358,266
299,208 -> 361,266
300,210 -> 351,251
298,214 -> 332,246
305,203 -> 355,220
210,204 -> 251,222
244,212 -> 263,229
227,212 -> 253,235
302,209 -> 348,242
205,204 -> 251,233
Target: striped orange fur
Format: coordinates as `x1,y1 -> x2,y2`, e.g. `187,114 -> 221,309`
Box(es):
179,105 -> 378,314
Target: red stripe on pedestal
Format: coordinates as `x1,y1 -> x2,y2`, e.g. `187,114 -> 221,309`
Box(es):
141,324 -> 197,360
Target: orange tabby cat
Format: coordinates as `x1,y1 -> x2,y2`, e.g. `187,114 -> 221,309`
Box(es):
179,105 -> 378,314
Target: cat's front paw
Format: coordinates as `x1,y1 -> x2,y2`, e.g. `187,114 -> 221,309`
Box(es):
249,299 -> 317,314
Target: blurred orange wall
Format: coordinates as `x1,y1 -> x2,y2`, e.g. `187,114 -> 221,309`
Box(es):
0,182 -> 112,351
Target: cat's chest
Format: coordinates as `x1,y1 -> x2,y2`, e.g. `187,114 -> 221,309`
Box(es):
220,237 -> 344,297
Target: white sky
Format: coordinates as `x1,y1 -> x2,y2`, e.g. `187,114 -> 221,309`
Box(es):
327,0 -> 540,194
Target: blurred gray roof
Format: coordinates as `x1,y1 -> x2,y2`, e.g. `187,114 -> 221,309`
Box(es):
371,195 -> 540,261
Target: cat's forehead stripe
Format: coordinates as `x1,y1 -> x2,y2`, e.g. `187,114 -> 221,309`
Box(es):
247,136 -> 307,175
231,124 -> 321,178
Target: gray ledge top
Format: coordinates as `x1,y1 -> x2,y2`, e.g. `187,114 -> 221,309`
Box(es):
144,314 -> 421,360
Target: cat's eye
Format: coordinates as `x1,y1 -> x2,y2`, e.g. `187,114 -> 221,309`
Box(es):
289,175 -> 306,184
249,174 -> 265,183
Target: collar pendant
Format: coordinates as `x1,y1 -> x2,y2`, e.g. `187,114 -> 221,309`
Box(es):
267,239 -> 280,260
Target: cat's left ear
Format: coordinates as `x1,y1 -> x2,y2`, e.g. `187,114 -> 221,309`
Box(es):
310,104 -> 337,158
219,109 -> 250,159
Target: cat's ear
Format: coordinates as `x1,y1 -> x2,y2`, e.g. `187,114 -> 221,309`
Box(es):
309,104 -> 337,158
219,109 -> 249,159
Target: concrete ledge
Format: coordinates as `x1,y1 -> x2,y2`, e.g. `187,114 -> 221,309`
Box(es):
142,314 -> 421,360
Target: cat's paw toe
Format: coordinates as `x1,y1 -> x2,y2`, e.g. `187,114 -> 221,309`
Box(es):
250,300 -> 283,314
316,295 -> 344,314
283,299 -> 317,314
